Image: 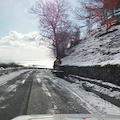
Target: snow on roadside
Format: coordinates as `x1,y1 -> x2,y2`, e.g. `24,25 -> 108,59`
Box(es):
71,75 -> 120,89
68,75 -> 120,99
0,69 -> 31,86
0,67 -> 11,70
85,82 -> 120,99
0,67 -> 5,70
0,67 -> 20,71
43,70 -> 120,115
5,71 -> 32,93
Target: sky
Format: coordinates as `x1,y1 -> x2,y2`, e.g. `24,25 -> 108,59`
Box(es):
0,0 -> 39,38
0,0 -> 77,38
0,31 -> 54,68
0,0 -> 53,68
0,0 -> 76,68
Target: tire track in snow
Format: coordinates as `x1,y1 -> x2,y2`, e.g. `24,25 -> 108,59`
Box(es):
36,76 -> 58,114
0,69 -> 31,86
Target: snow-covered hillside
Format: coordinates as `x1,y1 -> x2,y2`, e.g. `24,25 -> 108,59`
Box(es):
62,25 -> 120,67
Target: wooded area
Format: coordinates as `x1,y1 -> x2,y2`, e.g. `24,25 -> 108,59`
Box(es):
76,0 -> 120,33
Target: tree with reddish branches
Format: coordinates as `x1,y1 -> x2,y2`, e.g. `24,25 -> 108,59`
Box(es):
100,0 -> 120,31
103,0 -> 119,9
82,0 -> 120,32
75,0 -> 103,35
30,0 -> 71,59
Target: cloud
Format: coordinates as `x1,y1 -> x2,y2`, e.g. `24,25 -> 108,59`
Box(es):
0,31 -> 54,67
0,31 -> 42,48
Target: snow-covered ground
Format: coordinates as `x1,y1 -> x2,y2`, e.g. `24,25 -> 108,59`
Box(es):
0,67 -> 16,70
62,25 -> 120,67
0,69 -> 31,86
68,75 -> 120,99
43,70 -> 120,115
59,25 -> 120,114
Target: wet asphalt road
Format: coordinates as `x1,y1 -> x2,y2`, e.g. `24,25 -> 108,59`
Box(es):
0,69 -> 89,120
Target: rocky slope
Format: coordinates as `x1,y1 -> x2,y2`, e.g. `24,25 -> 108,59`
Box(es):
62,25 -> 120,67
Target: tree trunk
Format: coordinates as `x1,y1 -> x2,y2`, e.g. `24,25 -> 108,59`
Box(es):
53,28 -> 59,58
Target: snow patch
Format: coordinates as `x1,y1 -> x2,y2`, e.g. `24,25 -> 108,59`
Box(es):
0,96 -> 5,101
42,83 -> 52,97
6,84 -> 18,92
21,79 -> 26,84
85,82 -> 120,99
0,105 -> 7,109
0,69 -> 30,86
69,75 -> 120,99
37,78 -> 41,84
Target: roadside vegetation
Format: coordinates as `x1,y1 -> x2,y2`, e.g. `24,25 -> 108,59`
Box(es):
0,62 -> 23,68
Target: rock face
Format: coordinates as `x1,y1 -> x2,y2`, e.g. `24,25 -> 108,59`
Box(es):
60,65 -> 120,85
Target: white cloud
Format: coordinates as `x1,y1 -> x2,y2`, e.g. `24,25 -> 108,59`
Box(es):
0,31 -> 54,67
0,31 -> 42,48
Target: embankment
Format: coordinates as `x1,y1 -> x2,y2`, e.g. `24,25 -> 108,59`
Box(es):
60,64 -> 120,85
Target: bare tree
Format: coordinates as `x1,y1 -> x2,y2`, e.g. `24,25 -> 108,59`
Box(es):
30,0 -> 70,59
55,22 -> 73,58
75,0 -> 102,34
75,0 -> 93,34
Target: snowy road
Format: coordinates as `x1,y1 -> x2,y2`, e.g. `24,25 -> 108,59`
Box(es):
1,69 -> 120,120
0,69 -> 89,120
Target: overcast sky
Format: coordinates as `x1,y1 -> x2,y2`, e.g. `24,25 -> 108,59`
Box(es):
0,0 -> 77,68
